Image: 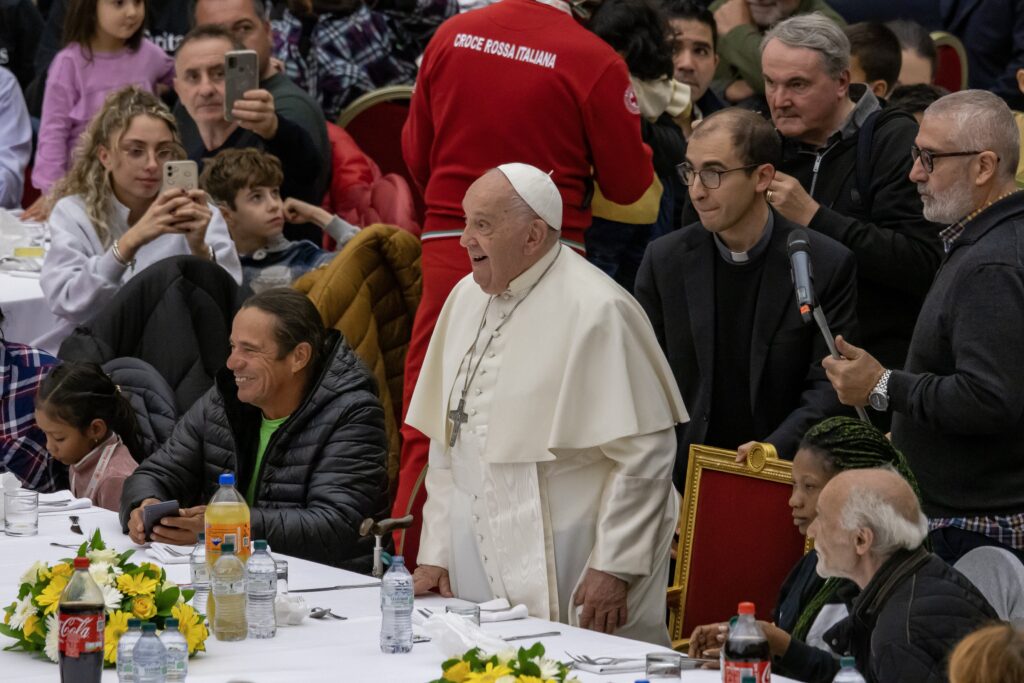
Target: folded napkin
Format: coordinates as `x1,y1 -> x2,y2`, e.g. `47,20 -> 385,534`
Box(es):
414,610 -> 508,657
477,598 -> 530,623
147,543 -> 193,565
571,660 -> 646,674
38,491 -> 92,515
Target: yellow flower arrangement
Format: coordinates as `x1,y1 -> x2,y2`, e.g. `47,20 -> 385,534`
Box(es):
431,644 -> 580,683
443,660 -> 472,682
1,530 -> 209,667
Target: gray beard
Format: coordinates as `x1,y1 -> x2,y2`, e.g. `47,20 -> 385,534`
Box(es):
920,183 -> 976,224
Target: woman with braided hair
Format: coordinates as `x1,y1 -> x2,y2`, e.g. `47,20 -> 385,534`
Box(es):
689,416 -> 922,679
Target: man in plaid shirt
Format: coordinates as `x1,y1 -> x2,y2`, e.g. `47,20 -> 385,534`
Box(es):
1,308 -> 67,492
272,0 -> 458,121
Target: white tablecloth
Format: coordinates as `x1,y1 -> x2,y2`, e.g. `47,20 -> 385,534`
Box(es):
0,272 -> 60,353
0,508 -> 799,682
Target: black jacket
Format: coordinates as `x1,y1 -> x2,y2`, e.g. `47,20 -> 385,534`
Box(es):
635,211 -> 858,488
890,192 -> 1024,518
809,547 -> 996,683
102,357 -> 177,461
0,0 -> 43,88
777,90 -> 943,371
119,331 -> 390,571
58,256 -> 245,416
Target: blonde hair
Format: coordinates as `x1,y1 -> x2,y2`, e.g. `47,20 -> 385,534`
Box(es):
949,623 -> 1024,683
51,86 -> 184,248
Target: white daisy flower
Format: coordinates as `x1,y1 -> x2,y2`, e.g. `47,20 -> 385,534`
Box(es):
19,561 -> 48,587
101,584 -> 124,613
8,595 -> 36,631
537,658 -> 562,679
87,548 -> 119,565
44,614 -> 59,663
88,562 -> 113,587
494,649 -> 516,666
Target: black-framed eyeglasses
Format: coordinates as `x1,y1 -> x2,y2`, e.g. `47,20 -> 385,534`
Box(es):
910,145 -> 984,173
677,163 -> 760,189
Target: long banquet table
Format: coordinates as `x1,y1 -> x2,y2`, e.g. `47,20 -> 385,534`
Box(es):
0,506 -> 799,682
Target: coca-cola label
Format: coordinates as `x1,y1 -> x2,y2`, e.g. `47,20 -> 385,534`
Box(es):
723,660 -> 770,683
58,612 -> 105,658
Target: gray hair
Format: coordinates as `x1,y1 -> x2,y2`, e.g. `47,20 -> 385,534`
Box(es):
925,90 -> 1021,182
761,12 -> 850,79
840,485 -> 929,558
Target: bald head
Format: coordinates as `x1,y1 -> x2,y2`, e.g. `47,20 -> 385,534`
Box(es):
824,468 -> 927,558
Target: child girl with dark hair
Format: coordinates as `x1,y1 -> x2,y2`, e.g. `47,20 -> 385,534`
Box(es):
34,362 -> 144,511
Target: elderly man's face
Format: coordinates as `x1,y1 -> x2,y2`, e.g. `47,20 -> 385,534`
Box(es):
670,18 -> 717,102
195,0 -> 273,77
226,307 -> 300,412
747,0 -> 800,28
909,114 -> 979,223
460,173 -> 540,295
174,37 -> 232,127
807,482 -> 860,580
763,38 -> 849,145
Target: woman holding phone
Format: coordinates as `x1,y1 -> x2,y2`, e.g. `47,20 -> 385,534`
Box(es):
40,86 -> 242,351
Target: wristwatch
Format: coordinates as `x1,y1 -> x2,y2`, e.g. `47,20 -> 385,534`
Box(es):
868,369 -> 893,412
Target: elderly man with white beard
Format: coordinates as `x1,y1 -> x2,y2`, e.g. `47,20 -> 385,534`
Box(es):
408,163 -> 686,645
823,90 -> 1024,566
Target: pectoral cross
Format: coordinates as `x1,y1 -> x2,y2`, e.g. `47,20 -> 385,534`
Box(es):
447,398 -> 469,448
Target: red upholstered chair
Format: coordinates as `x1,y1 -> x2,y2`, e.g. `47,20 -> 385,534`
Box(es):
668,443 -> 809,649
336,86 -> 424,223
931,31 -> 968,93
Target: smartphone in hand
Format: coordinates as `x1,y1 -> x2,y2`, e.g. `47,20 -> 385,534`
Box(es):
224,49 -> 259,122
142,499 -> 181,542
162,160 -> 198,194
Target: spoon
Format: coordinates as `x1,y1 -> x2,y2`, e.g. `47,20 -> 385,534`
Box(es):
309,607 -> 346,621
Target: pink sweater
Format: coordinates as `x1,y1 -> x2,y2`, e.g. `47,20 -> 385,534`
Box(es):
32,40 -> 174,192
69,434 -> 138,512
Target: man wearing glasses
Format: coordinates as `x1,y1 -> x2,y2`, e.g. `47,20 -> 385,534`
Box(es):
824,90 -> 1024,565
635,108 -> 858,488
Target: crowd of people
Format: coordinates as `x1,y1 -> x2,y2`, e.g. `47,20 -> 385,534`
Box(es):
4,0 -> 1024,681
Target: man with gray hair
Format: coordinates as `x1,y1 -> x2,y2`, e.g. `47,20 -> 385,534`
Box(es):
408,164 -> 686,644
759,13 -> 942,408
778,468 -> 996,682
824,90 -> 1024,567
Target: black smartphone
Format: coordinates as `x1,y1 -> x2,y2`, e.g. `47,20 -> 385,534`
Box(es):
142,500 -> 181,542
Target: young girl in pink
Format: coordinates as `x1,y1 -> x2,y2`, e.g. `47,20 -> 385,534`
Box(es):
32,0 -> 174,196
34,362 -> 144,512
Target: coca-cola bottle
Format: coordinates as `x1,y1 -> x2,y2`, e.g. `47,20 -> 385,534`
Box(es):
58,557 -> 105,683
722,601 -> 771,683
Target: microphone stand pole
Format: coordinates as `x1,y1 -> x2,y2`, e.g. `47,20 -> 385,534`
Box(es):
812,306 -> 871,423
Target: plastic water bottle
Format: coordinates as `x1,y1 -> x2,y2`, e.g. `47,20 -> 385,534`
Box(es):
246,540 -> 277,639
379,555 -> 413,653
190,532 -> 209,616
211,541 -> 247,641
132,623 -> 166,683
116,618 -> 143,682
162,618 -> 188,681
833,656 -> 867,682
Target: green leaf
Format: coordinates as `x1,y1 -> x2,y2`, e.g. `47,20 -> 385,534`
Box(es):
440,657 -> 462,670
118,550 -> 136,564
156,588 -> 180,612
90,529 -> 105,551
0,622 -> 24,640
181,589 -> 195,603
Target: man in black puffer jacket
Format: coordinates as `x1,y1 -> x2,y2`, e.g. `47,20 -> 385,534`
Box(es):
777,468 -> 996,683
120,288 -> 389,572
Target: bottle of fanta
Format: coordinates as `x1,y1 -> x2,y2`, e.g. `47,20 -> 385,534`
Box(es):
205,473 -> 251,562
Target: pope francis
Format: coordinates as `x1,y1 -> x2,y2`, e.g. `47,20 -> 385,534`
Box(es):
408,163 -> 687,645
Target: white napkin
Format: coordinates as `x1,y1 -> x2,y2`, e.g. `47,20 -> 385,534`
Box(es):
147,543 -> 193,565
38,491 -> 92,515
477,598 -> 530,623
571,660 -> 646,674
275,594 -> 308,625
414,610 -> 507,657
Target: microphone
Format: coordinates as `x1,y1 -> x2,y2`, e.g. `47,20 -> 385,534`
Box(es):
787,229 -> 815,323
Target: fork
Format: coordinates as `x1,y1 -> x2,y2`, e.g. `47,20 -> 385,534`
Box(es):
417,608 -> 433,619
565,652 -> 643,665
154,545 -> 192,557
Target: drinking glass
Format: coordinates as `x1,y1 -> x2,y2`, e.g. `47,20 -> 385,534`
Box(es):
445,604 -> 481,625
646,652 -> 683,680
275,559 -> 289,594
4,490 -> 39,536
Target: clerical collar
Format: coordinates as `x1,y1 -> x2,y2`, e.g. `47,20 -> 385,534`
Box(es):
713,211 -> 774,264
532,0 -> 573,15
502,242 -> 561,299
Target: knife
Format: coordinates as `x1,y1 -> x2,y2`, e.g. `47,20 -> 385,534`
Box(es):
289,582 -> 381,593
415,630 -> 562,645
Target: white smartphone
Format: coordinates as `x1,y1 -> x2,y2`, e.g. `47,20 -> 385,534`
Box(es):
162,160 -> 198,193
224,49 -> 259,122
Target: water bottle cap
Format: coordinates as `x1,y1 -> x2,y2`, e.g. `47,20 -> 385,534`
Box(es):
73,557 -> 90,569
738,601 -> 756,615
142,623 -> 157,633
197,532 -> 205,542
840,656 -> 856,668
166,618 -> 179,628
127,618 -> 142,628
221,542 -> 235,553
219,472 -> 235,486
254,540 -> 268,551
391,555 -> 405,565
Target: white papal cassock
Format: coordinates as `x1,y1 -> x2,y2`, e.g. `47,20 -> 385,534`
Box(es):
407,243 -> 688,645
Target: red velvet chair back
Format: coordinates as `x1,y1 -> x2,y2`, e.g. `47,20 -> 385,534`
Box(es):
669,444 -> 808,648
337,86 -> 425,222
931,31 -> 968,93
